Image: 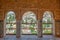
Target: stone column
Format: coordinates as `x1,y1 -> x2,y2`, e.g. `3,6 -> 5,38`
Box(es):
16,20 -> 21,38
4,19 -> 6,37
53,20 -> 55,36
37,20 -> 42,37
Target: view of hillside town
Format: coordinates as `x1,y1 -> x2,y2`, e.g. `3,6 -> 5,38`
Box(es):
6,11 -> 52,34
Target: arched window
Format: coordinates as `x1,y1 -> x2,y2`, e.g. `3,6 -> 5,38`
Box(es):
6,11 -> 16,34
21,11 -> 37,34
42,11 -> 53,34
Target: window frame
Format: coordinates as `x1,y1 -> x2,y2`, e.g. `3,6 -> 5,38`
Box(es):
6,11 -> 16,35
